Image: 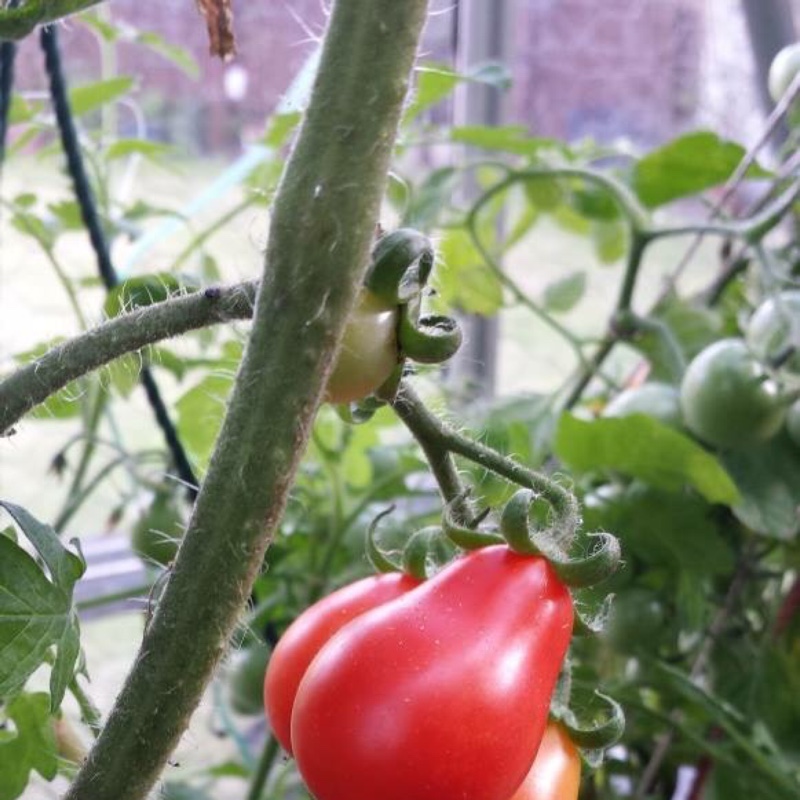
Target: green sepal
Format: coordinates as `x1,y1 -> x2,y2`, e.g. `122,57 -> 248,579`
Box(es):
365,506 -> 402,573
556,691 -> 625,752
442,497 -> 503,550
551,532 -> 622,589
500,488 -> 542,555
501,489 -> 621,587
572,594 -> 615,636
364,228 -> 434,305
398,305 -> 463,364
334,395 -> 386,425
401,526 -> 453,580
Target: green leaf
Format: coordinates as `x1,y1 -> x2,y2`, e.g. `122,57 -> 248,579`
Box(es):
104,273 -> 188,318
554,414 -> 741,505
105,138 -> 173,162
404,62 -> 511,123
0,503 -> 84,711
543,271 -> 586,313
524,176 -> 564,211
262,112 -> 302,149
633,132 -> 770,208
583,483 -> 733,576
137,32 -> 200,79
403,167 -> 458,230
722,432 -> 800,539
436,227 -> 503,315
104,353 -> 142,399
0,693 -> 58,800
591,219 -> 627,264
176,373 -> 235,471
451,125 -> 546,156
47,200 -> 83,230
69,77 -> 135,117
11,210 -> 55,250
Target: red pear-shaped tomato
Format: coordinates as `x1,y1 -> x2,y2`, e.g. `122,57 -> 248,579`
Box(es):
292,545 -> 574,800
264,572 -> 421,753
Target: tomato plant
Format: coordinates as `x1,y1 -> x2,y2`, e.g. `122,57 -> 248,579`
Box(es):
323,289 -> 399,405
263,572 -> 421,753
509,722 -> 581,800
680,338 -> 787,448
227,640 -> 271,716
746,291 -> 800,375
602,382 -> 683,429
291,545 -> 574,800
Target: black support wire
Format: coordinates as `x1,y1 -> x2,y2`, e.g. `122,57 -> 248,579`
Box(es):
0,0 -> 21,165
40,24 -> 199,500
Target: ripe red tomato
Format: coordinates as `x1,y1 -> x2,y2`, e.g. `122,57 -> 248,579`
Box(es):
509,722 -> 581,800
292,545 -> 574,800
263,572 -> 420,753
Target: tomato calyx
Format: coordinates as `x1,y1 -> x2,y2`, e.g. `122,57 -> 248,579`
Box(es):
364,227 -> 434,305
442,495 -> 504,550
398,301 -> 463,365
501,489 -> 622,589
553,691 -> 625,756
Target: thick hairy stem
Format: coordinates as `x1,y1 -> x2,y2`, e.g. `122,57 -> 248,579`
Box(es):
0,281 -> 257,436
0,0 -> 105,40
64,2 -> 429,798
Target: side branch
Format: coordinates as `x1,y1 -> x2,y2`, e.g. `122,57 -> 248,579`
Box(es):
0,281 -> 256,435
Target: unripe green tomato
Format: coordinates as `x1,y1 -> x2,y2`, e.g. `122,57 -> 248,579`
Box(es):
131,493 -> 184,567
602,382 -> 683,429
746,291 -> 800,374
769,43 -> 800,103
324,289 -> 399,405
228,641 -> 271,716
680,338 -> 786,449
787,400 -> 800,447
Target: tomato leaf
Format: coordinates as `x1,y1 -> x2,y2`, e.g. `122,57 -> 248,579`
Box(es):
721,432 -> 800,540
0,503 -> 84,710
69,77 -> 134,117
436,227 -> 503,316
554,414 -> 741,505
632,131 -> 770,208
543,271 -> 586,313
0,693 -> 58,800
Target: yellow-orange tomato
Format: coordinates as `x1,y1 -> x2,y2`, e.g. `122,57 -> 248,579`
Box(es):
509,722 -> 581,800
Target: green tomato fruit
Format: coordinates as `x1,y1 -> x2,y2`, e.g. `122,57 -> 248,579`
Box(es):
324,289 -> 399,405
787,400 -> 800,447
228,640 -> 271,716
131,493 -> 184,567
769,43 -> 800,104
680,338 -> 786,449
602,382 -> 683,429
746,291 -> 800,374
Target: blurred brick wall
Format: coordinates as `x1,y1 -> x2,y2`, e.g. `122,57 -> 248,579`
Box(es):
513,0 -> 702,145
13,0 -> 703,152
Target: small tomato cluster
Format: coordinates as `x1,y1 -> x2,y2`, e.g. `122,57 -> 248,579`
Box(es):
262,486 -> 622,800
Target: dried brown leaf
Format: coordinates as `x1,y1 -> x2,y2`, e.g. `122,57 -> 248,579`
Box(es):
195,0 -> 236,60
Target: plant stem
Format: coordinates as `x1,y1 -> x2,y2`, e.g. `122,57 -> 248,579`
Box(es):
0,280 -> 257,435
64,2 -> 430,798
245,734 -> 281,800
392,382 -> 579,538
68,676 -> 103,738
